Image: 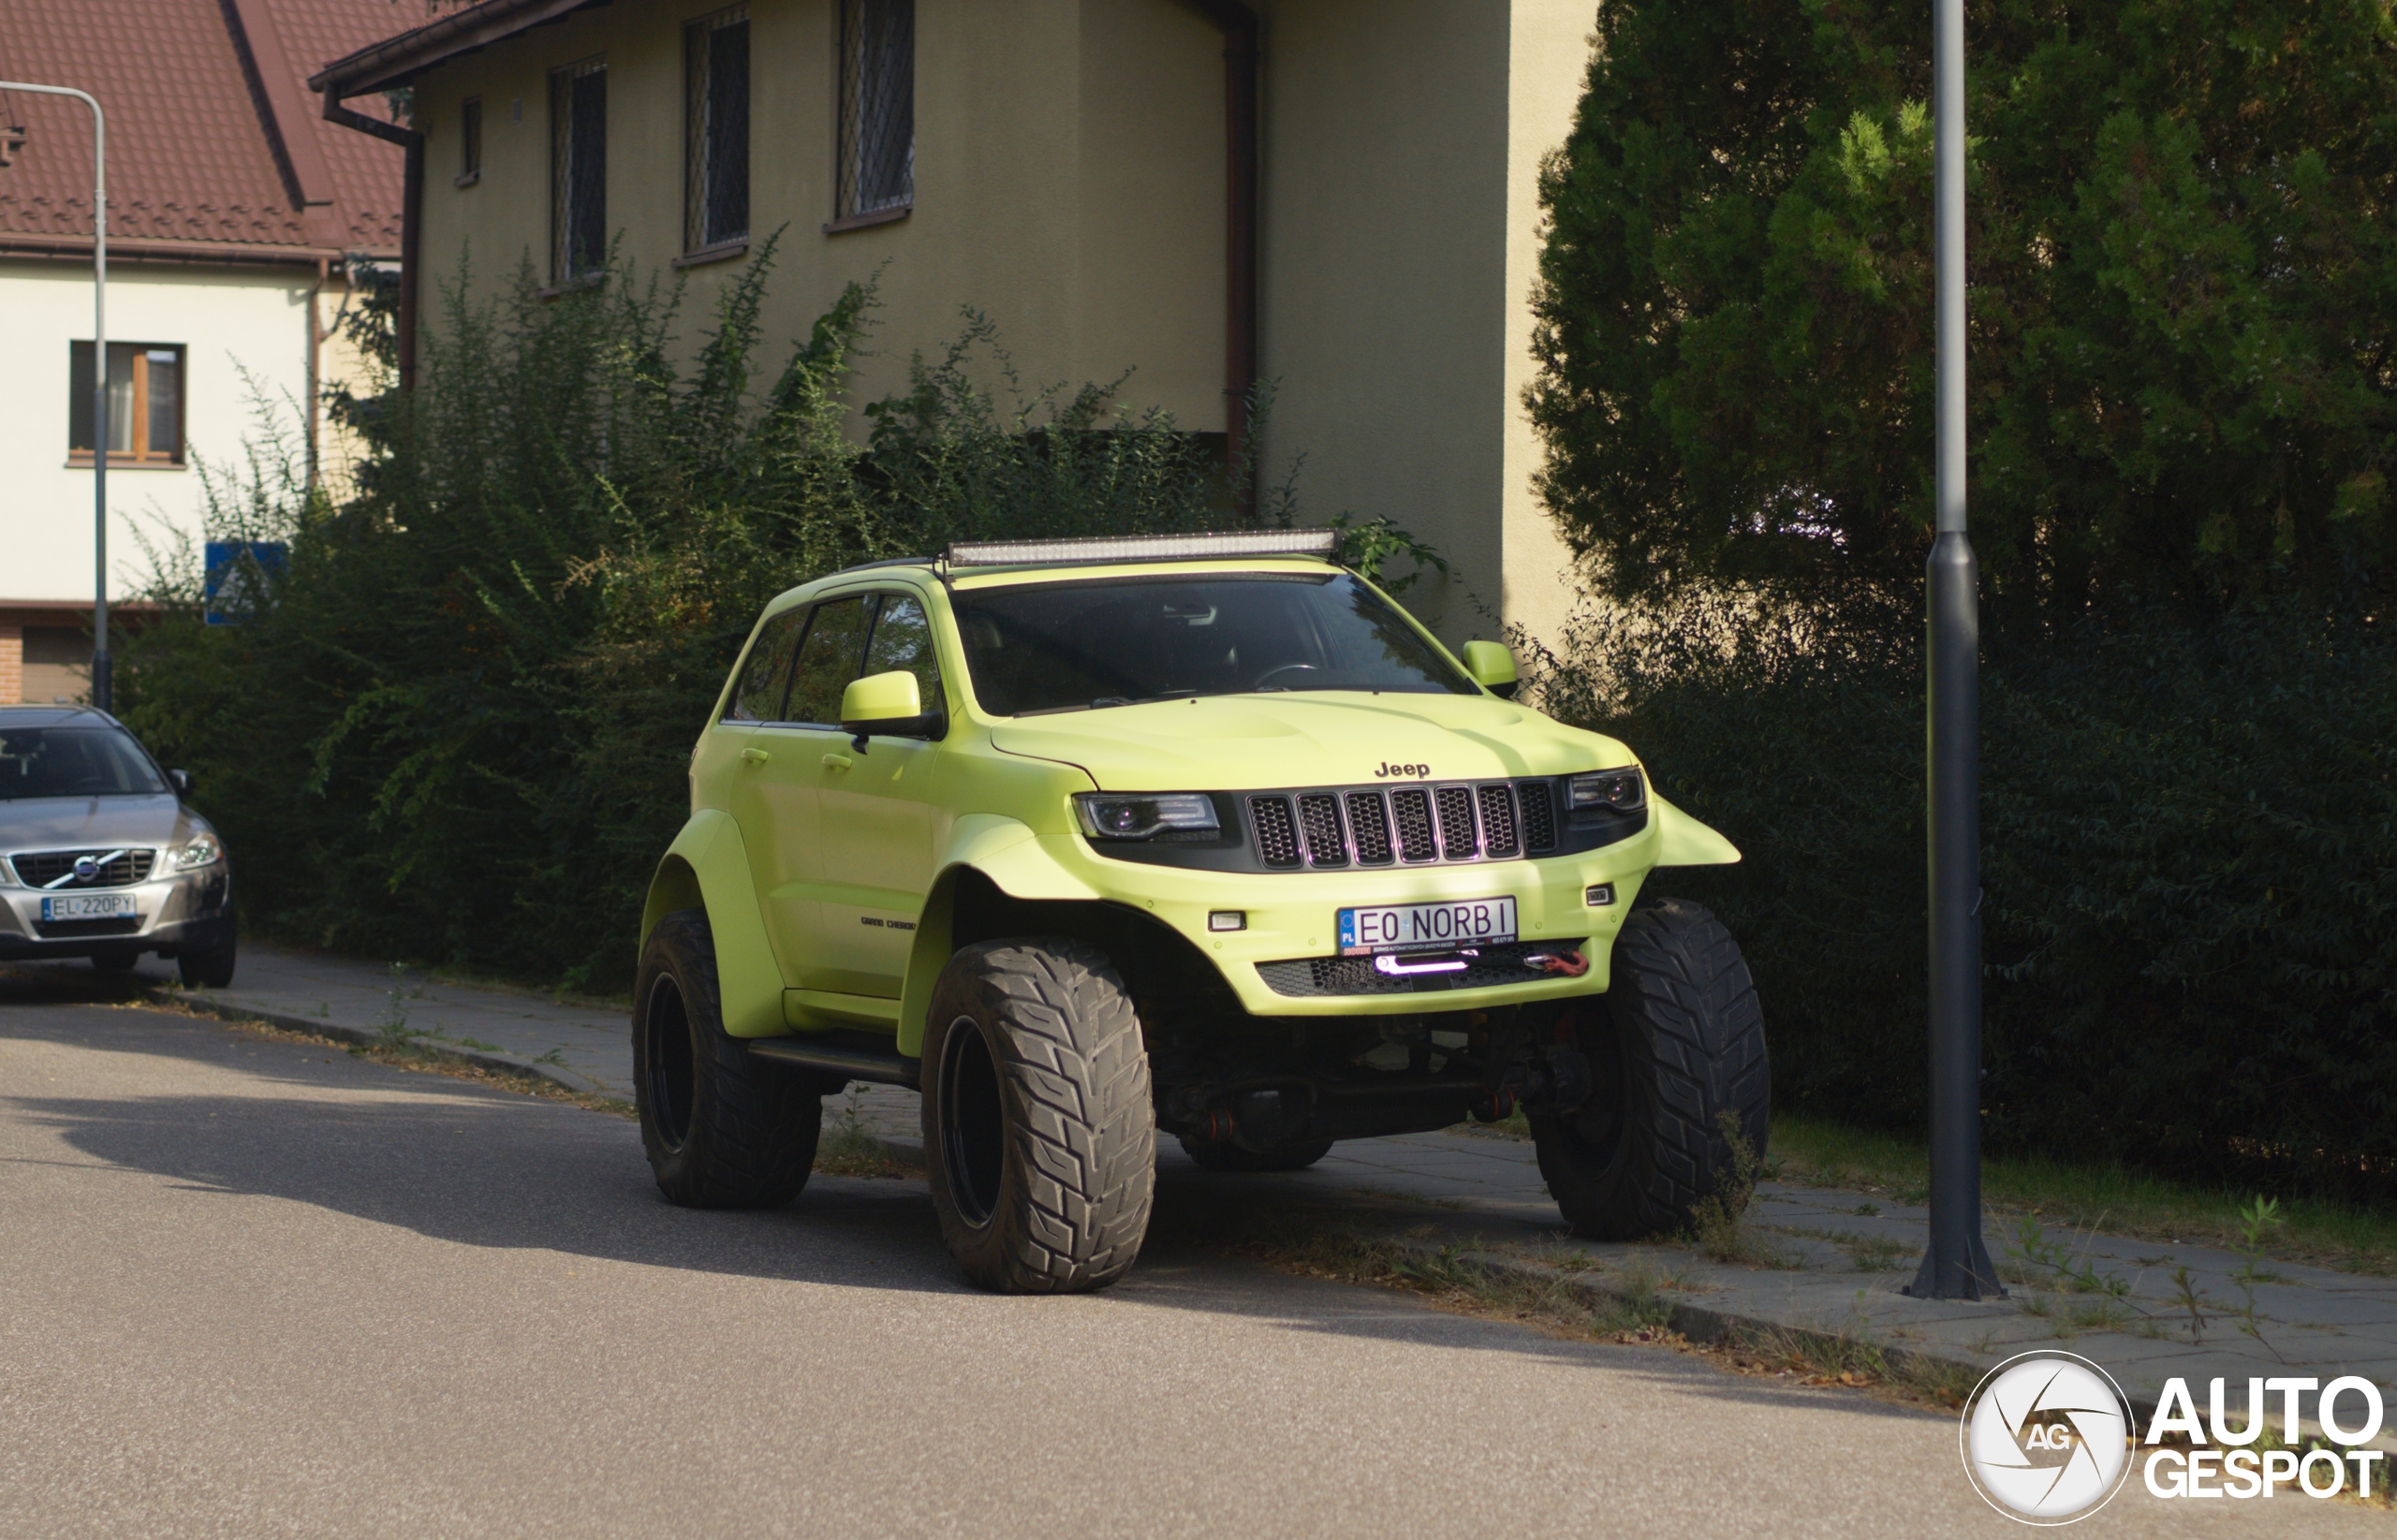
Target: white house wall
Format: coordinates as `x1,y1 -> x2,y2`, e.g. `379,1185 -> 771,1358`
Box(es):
0,259 -> 319,604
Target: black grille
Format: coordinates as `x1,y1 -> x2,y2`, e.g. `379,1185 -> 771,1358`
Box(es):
33,917 -> 142,939
1249,797 -> 1300,867
1258,940 -> 1589,997
1477,784 -> 1520,858
1346,792 -> 1393,864
1518,780 -> 1557,851
1434,786 -> 1478,860
1296,794 -> 1347,868
1390,788 -> 1437,862
10,849 -> 156,888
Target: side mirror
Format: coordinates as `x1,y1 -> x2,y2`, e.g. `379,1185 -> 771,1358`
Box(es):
168,768 -> 195,799
840,670 -> 946,752
1461,639 -> 1519,700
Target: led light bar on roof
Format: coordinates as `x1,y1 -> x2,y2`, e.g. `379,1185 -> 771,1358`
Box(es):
944,528 -> 1341,567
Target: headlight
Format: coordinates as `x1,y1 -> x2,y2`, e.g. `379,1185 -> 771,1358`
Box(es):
173,832 -> 223,870
1567,768 -> 1646,813
1074,793 -> 1220,841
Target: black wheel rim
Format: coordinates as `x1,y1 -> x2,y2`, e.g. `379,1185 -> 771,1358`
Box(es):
645,974 -> 697,1151
937,1014 -> 1005,1227
1565,1006 -> 1627,1160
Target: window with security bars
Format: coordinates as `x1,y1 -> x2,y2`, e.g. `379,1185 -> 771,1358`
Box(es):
550,58 -> 607,283
835,0 -> 913,222
684,8 -> 749,251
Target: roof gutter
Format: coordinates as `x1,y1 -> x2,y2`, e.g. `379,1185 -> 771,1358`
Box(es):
1190,3 -> 1260,519
315,92 -> 419,392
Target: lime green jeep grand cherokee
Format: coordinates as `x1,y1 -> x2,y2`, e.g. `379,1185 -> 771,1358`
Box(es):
634,529 -> 1767,1293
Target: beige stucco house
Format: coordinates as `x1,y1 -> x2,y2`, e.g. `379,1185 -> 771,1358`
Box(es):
312,0 -> 1594,647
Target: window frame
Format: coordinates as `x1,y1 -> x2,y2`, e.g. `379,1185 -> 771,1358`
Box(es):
683,6 -> 751,259
66,341 -> 185,466
457,95 -> 483,187
830,0 -> 914,232
549,56 -> 609,286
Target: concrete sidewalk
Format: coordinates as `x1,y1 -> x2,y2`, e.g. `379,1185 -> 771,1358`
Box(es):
145,941 -> 2397,1441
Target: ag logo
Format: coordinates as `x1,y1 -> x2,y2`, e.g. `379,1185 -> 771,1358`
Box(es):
72,856 -> 99,883
1961,1351 -> 2134,1524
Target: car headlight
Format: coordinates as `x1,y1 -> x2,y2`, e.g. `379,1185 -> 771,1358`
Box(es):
1567,768 -> 1646,813
173,832 -> 223,870
1074,793 -> 1221,841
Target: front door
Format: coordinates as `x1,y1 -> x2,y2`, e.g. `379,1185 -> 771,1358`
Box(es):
734,594 -> 873,989
805,592 -> 948,999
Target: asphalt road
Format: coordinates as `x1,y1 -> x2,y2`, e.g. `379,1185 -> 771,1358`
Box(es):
0,979 -> 2376,1539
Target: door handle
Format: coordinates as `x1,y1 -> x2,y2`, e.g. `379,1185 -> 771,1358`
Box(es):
821,753 -> 853,772
740,747 -> 770,765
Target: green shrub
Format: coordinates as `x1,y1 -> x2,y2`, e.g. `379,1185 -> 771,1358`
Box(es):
120,248 -> 1258,990
1529,0 -> 2397,610
1531,587 -> 2397,1197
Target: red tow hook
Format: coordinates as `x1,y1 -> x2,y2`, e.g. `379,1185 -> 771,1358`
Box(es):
1522,947 -> 1589,978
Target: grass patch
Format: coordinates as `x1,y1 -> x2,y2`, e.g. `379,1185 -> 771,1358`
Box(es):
1772,1115 -> 2397,1273
1232,1225 -> 1677,1341
813,1087 -> 921,1180
1686,1109 -> 1800,1269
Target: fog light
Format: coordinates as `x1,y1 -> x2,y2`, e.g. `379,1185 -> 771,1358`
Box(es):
1208,911 -> 1245,931
1584,884 -> 1615,906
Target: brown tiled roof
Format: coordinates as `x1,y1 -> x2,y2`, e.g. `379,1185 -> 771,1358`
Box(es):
0,0 -> 404,262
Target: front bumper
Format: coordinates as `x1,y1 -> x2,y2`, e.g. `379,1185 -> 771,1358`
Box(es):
1039,828 -> 1660,1018
0,865 -> 233,961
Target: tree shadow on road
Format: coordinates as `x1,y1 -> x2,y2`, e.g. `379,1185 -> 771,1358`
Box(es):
1,994 -> 1925,1419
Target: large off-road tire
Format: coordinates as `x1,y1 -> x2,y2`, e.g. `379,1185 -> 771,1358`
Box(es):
635,907 -> 822,1209
1177,1135 -> 1334,1173
1532,897 -> 1769,1240
179,931 -> 237,989
921,939 -> 1155,1293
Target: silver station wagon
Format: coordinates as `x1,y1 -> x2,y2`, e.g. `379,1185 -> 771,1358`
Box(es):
0,706 -> 237,985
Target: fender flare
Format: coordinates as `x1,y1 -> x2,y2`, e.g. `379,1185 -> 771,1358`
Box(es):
895,815 -> 1102,1057
1649,793 -> 1741,867
640,809 -> 785,1039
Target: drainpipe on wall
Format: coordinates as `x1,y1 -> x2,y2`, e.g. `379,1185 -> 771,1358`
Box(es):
317,90 -> 421,392
1193,2 -> 1259,518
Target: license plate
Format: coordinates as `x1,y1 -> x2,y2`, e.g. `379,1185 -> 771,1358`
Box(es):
1338,896 -> 1516,956
40,893 -> 138,921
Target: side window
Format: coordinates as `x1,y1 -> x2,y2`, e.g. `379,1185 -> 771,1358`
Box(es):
861,594 -> 943,710
785,594 -> 874,725
726,608 -> 808,722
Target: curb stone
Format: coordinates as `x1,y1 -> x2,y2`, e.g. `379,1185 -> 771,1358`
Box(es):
155,984 -> 629,1103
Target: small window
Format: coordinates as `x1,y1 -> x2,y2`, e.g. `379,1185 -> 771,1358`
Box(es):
684,7 -> 750,252
834,0 -> 913,223
550,58 -> 608,283
68,343 -> 183,463
785,595 -> 875,726
861,594 -> 943,710
458,96 -> 482,186
726,607 -> 808,722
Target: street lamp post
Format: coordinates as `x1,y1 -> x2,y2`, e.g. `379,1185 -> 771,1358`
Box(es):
3,81 -> 109,711
1906,0 -> 2001,1299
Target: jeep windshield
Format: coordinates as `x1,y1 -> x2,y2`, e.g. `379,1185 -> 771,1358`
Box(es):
952,572 -> 1478,716
0,726 -> 170,799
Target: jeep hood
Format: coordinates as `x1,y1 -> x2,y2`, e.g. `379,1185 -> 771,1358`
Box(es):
987,692 -> 1634,791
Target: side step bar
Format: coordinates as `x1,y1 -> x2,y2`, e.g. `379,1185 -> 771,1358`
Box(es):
748,1033 -> 919,1090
